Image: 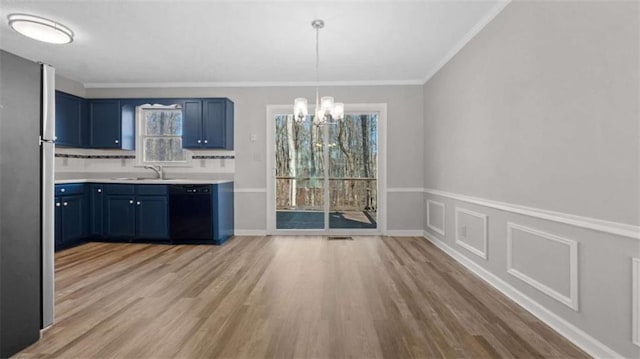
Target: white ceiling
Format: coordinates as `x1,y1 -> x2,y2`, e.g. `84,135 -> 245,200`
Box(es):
0,0 -> 508,87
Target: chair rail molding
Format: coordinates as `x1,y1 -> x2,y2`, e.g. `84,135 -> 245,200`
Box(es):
507,222 -> 579,311
455,207 -> 488,260
234,188 -> 267,193
424,188 -> 640,240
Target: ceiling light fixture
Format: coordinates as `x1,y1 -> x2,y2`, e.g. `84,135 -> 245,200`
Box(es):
8,14 -> 74,44
294,19 -> 343,125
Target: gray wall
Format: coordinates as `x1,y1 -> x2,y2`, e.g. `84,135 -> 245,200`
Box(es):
55,74 -> 85,98
424,0 -> 639,226
423,1 -> 640,357
86,85 -> 425,232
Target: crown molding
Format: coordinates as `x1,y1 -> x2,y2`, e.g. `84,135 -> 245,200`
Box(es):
422,0 -> 511,84
83,79 -> 424,89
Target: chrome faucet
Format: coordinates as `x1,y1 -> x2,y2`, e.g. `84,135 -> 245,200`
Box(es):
144,165 -> 164,179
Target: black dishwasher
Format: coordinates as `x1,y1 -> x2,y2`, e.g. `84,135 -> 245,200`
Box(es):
169,185 -> 213,241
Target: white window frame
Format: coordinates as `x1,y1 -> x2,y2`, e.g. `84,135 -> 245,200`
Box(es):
135,104 -> 192,167
265,103 -> 387,236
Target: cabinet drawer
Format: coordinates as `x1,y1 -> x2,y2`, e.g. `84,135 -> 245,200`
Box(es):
104,184 -> 135,195
55,183 -> 84,196
136,185 -> 167,195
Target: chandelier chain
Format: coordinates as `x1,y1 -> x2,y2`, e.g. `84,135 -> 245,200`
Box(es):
315,25 -> 320,85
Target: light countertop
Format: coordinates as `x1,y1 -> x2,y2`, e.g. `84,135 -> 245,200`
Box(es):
55,178 -> 233,185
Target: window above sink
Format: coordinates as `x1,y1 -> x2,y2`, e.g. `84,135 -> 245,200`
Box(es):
135,104 -> 192,167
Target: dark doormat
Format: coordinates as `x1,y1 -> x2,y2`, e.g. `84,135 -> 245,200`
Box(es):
327,236 -> 353,240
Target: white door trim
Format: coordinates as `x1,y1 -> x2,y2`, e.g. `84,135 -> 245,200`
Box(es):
265,104 -> 387,235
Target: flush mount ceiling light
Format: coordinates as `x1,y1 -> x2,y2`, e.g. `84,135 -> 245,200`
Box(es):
294,19 -> 344,125
8,14 -> 74,44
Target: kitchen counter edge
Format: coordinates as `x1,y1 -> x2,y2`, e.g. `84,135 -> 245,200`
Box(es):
55,179 -> 234,185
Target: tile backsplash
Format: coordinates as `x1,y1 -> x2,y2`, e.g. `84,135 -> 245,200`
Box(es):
55,147 -> 235,178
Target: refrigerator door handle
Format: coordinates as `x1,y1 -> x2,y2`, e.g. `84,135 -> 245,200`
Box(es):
39,136 -> 55,146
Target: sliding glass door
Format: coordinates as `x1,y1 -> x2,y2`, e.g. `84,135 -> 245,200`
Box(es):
327,114 -> 377,229
272,111 -> 378,232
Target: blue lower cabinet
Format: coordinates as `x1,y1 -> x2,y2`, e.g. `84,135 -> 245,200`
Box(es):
103,184 -> 168,240
89,184 -> 104,237
136,195 -> 168,239
212,182 -> 234,244
54,187 -> 88,251
54,197 -> 62,250
105,194 -> 136,238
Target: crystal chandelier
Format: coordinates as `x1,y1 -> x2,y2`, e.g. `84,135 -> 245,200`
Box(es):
294,19 -> 344,125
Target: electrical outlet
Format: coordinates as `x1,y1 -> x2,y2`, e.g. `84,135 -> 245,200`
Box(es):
460,225 -> 467,238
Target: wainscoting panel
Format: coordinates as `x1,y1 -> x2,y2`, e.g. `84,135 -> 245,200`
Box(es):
634,258 -> 640,347
426,199 -> 446,236
455,207 -> 488,259
424,189 -> 639,357
507,222 -> 578,311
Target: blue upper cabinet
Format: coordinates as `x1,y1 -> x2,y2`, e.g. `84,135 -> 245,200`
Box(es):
75,97 -> 232,150
183,99 -> 234,150
88,99 -> 131,149
203,99 -> 234,149
55,91 -> 84,147
183,100 -> 203,148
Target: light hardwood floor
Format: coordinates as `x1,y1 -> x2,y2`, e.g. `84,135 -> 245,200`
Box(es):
18,236 -> 588,358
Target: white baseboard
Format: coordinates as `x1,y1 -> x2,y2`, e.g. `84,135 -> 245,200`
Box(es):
386,230 -> 425,237
234,230 -> 267,236
422,231 -> 622,359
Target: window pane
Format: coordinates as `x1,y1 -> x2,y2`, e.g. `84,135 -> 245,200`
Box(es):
143,138 -> 185,162
274,114 -> 325,229
144,110 -> 183,136
328,114 -> 377,229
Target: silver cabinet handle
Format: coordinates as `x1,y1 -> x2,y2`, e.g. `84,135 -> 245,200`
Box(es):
60,188 -> 65,192
97,188 -> 102,193
129,200 -> 134,204
63,202 -> 68,206
56,203 -> 61,207
197,140 -> 202,144
204,139 -> 208,144
136,201 -> 141,205
115,139 -> 119,144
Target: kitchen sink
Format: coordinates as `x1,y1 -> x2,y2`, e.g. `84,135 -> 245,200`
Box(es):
109,177 -> 196,183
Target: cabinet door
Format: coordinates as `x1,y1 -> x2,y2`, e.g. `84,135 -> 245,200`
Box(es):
89,184 -> 104,237
104,195 -> 135,238
135,196 -> 168,239
54,197 -> 62,250
202,99 -> 228,149
55,91 -> 83,147
88,100 -> 121,148
61,194 -> 85,243
182,100 -> 202,148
